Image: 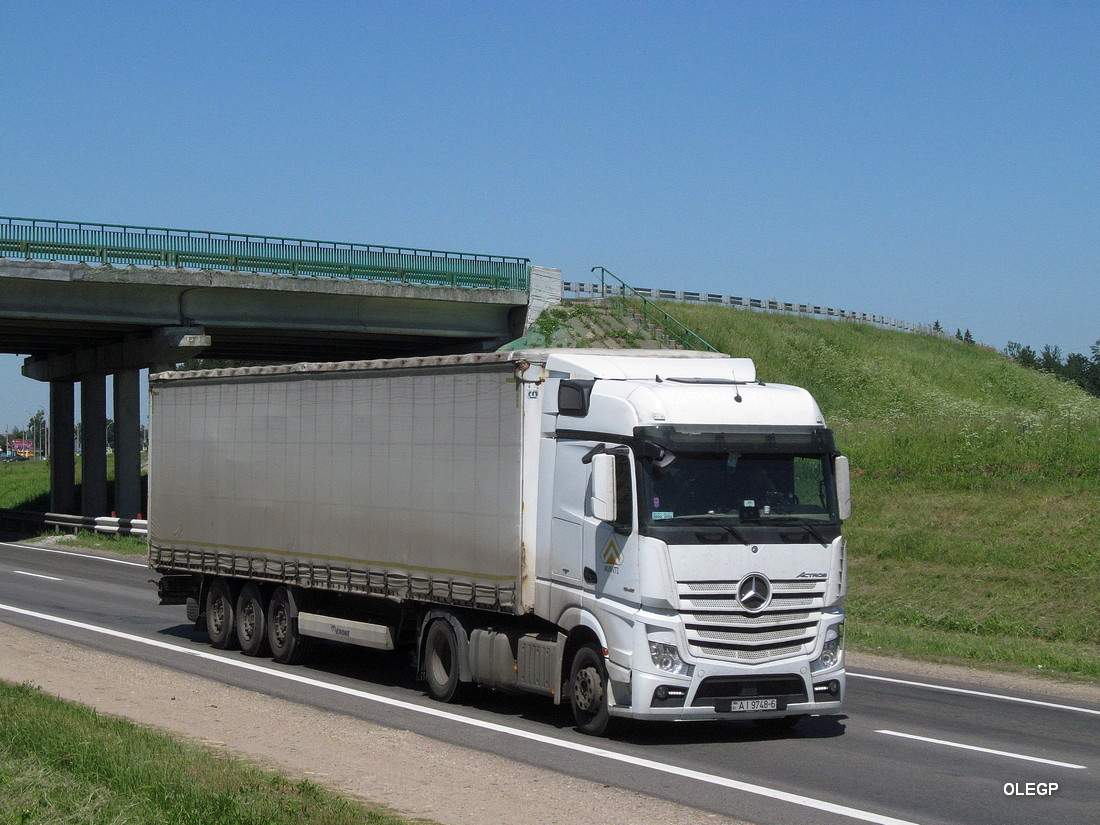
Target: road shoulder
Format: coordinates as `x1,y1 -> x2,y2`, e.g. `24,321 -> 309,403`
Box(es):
0,621 -> 748,825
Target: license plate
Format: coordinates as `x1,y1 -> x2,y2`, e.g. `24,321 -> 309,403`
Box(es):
720,698 -> 778,713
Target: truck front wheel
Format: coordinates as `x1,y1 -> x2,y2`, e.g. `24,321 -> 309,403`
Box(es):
424,619 -> 464,703
569,644 -> 613,736
206,578 -> 238,650
267,586 -> 312,665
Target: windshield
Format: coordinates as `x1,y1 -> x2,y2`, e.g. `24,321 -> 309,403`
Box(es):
642,451 -> 836,521
635,437 -> 841,544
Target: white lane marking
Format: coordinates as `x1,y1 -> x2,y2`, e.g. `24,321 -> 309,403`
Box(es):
0,603 -> 920,825
14,571 -> 62,581
876,730 -> 1088,770
0,542 -> 146,568
850,672 -> 1100,717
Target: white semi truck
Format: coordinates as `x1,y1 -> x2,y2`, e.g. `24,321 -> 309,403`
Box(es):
149,349 -> 850,735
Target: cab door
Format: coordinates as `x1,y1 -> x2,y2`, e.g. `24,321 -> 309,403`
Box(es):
583,447 -> 640,605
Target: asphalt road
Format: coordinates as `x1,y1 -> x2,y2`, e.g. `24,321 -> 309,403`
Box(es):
0,540 -> 1096,825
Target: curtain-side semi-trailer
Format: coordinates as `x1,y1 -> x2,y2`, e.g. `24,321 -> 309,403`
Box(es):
149,349 -> 851,735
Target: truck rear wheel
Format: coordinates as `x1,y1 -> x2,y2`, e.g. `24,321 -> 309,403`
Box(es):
424,619 -> 464,703
206,578 -> 238,650
569,643 -> 613,736
267,586 -> 312,665
235,582 -> 270,657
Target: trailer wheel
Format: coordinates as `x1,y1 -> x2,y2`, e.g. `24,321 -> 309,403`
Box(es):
235,582 -> 270,657
569,643 -> 613,736
206,578 -> 238,650
424,619 -> 464,703
267,586 -> 312,665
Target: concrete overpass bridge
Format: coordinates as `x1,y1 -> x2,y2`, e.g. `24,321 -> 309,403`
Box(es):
0,217 -> 560,520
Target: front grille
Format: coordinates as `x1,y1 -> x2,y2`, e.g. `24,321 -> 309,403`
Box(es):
679,578 -> 826,665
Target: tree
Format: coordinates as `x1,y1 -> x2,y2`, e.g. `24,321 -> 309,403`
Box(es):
1006,338 -> 1100,399
932,320 -> 943,332
1039,344 -> 1063,373
963,329 -> 975,345
1006,341 -> 1039,369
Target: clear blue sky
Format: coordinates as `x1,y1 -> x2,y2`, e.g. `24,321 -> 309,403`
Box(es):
2,0 -> 1097,431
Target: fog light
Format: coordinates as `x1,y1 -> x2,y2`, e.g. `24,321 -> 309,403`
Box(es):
651,685 -> 688,708
814,680 -> 840,698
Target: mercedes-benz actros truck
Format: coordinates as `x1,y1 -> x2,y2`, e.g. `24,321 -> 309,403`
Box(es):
149,349 -> 850,735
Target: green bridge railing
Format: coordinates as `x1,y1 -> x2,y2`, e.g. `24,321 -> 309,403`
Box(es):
0,216 -> 530,290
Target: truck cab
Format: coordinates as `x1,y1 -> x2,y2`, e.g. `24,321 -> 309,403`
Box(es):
533,352 -> 849,734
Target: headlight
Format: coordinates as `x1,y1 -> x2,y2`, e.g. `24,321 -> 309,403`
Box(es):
812,623 -> 844,672
648,642 -> 693,677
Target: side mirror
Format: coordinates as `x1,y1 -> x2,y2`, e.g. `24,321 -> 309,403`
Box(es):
834,455 -> 852,521
590,453 -> 618,523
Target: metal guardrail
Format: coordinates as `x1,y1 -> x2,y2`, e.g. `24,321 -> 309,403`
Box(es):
564,281 -> 931,335
0,216 -> 531,291
0,508 -> 148,537
589,267 -> 720,352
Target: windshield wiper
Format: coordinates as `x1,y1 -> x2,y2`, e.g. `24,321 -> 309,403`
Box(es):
664,515 -> 750,545
737,515 -> 831,545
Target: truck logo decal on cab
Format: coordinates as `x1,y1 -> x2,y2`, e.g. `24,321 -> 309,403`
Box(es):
602,537 -> 623,566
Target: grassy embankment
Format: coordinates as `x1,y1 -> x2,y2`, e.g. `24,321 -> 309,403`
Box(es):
668,301 -> 1100,680
0,681 -> 412,825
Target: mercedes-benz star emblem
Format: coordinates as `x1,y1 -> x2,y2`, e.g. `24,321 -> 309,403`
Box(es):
737,573 -> 772,612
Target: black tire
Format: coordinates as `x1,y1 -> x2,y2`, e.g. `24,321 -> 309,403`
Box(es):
423,619 -> 465,703
235,582 -> 270,657
206,578 -> 238,650
569,643 -> 613,736
266,586 -> 313,665
753,714 -> 806,732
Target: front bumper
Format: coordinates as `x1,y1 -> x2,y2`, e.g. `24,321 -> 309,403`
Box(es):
609,659 -> 845,722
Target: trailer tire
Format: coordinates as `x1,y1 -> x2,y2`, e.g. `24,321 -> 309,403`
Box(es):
267,586 -> 312,665
569,643 -> 613,736
235,582 -> 270,657
206,578 -> 238,650
424,619 -> 465,703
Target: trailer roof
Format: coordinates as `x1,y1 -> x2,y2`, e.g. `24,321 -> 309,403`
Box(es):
150,348 -> 731,382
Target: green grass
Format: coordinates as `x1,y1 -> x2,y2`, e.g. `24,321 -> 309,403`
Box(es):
1,456 -> 148,521
0,680 -> 417,825
662,302 -> 1100,679
0,459 -> 52,511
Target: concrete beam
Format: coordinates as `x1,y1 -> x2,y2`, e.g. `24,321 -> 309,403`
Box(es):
23,327 -> 211,382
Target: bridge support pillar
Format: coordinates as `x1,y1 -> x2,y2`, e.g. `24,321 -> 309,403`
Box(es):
49,381 -> 76,514
113,369 -> 141,519
80,374 -> 108,518
22,326 -> 210,519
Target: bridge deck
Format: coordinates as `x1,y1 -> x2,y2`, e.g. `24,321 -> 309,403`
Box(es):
0,216 -> 530,291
